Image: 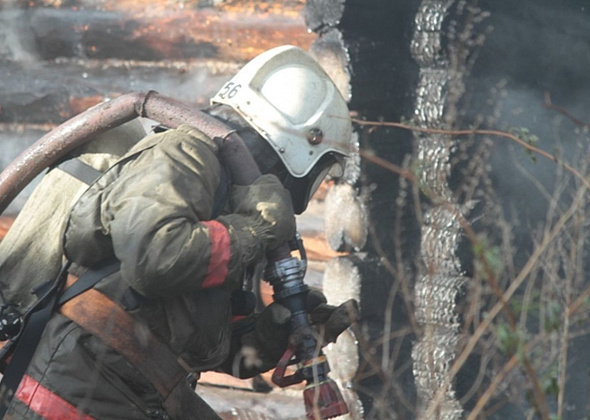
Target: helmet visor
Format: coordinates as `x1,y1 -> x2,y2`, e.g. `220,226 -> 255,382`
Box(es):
283,154 -> 343,213
308,158 -> 344,200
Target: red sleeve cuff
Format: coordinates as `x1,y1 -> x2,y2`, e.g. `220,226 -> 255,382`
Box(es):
201,220 -> 231,288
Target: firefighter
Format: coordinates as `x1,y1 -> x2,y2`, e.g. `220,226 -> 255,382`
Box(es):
0,45 -> 358,419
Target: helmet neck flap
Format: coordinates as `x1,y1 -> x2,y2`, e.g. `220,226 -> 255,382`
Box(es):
206,104 -> 339,214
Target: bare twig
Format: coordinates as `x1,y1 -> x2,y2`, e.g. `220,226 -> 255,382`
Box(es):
557,306 -> 571,419
418,175 -> 587,418
568,286 -> 590,315
543,92 -> 590,129
556,203 -> 585,418
352,118 -> 590,192
466,352 -> 520,420
358,125 -> 553,418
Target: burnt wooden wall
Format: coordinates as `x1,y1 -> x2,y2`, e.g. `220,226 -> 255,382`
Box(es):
308,1 -> 590,420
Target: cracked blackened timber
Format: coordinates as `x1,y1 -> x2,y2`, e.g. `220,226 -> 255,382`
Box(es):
334,0 -> 422,418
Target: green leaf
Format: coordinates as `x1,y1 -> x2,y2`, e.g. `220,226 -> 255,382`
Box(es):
544,301 -> 562,333
497,323 -> 519,355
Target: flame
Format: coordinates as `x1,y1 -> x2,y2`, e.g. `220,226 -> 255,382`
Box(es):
0,216 -> 14,241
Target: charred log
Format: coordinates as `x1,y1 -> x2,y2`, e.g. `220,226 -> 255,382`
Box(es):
3,4 -> 313,62
0,1 -> 313,125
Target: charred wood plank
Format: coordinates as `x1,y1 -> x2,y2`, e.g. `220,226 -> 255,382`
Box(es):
5,4 -> 313,62
20,0 -> 306,13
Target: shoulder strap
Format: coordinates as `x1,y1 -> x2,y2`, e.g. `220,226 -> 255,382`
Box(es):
56,159 -> 104,186
58,257 -> 120,306
0,262 -> 70,418
0,258 -> 118,418
58,129 -> 230,219
211,162 -> 229,219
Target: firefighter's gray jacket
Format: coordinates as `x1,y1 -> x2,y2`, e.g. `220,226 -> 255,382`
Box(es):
4,123 -> 295,419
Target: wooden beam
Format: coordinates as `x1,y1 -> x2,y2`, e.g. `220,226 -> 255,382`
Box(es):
18,2 -> 314,62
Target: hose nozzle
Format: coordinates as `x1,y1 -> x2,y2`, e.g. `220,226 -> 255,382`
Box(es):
267,242 -> 349,419
303,378 -> 349,420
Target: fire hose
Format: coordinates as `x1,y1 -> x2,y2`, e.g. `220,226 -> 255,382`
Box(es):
0,91 -> 348,419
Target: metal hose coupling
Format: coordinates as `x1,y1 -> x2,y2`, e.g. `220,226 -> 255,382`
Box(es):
265,237 -> 349,419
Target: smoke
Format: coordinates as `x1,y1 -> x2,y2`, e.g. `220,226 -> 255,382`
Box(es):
455,0 -> 590,260
0,3 -> 39,64
449,2 -> 590,418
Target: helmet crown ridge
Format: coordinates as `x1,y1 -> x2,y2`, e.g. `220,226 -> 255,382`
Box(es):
211,45 -> 352,178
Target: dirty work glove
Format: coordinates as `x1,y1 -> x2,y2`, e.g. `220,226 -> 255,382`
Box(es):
217,175 -> 296,283
227,174 -> 296,250
220,289 -> 359,379
305,289 -> 360,345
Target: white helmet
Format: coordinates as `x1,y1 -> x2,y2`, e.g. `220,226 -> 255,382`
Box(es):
211,45 -> 352,180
